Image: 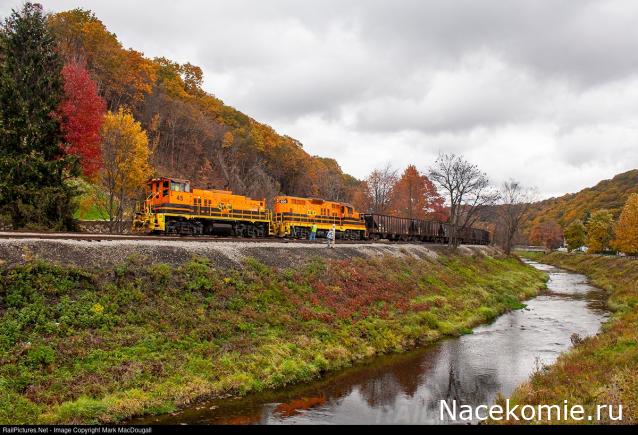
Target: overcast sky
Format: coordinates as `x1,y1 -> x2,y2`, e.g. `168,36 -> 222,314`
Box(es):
2,0 -> 638,199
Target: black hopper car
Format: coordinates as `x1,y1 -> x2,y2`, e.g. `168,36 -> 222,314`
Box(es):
363,213 -> 490,245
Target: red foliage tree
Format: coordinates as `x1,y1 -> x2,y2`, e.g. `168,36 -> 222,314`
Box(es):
389,165 -> 446,221
58,62 -> 107,178
529,220 -> 563,250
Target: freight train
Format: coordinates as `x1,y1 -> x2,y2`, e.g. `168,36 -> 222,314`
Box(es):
132,177 -> 491,245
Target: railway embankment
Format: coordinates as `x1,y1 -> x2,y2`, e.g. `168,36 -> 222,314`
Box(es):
0,235 -> 500,269
0,239 -> 546,424
501,252 -> 638,423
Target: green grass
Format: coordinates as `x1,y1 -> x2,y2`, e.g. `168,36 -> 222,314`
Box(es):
69,178 -> 109,221
500,252 -> 638,424
0,253 -> 546,424
73,203 -> 109,221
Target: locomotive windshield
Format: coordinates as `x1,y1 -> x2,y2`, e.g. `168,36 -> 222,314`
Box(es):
166,180 -> 191,193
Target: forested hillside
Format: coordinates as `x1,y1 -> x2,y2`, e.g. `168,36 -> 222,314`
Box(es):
474,169 -> 638,247
526,169 -> 638,229
48,9 -> 359,204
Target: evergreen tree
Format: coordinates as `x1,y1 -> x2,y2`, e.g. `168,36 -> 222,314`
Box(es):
0,3 -> 78,229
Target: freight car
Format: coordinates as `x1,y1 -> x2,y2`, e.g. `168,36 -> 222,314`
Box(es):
363,214 -> 448,242
456,226 -> 491,245
132,177 -> 491,245
363,213 -> 490,245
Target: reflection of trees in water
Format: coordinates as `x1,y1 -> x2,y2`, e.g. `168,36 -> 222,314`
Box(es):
442,365 -> 500,408
292,340 -> 503,418
349,341 -> 503,423
420,342 -> 502,421
273,396 -> 327,418
357,345 -> 442,408
151,339 -> 506,424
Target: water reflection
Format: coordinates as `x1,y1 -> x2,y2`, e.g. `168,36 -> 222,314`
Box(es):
133,260 -> 608,425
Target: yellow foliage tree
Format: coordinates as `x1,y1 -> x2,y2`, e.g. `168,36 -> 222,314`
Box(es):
586,209 -> 614,254
100,107 -> 151,232
612,193 -> 638,255
222,131 -> 234,149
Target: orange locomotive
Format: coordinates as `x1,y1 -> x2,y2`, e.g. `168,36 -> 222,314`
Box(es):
132,177 -> 366,239
272,195 -> 366,239
132,177 -> 271,237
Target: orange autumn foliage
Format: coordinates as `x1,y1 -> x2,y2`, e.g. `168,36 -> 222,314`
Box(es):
529,220 -> 563,249
49,9 -> 157,110
389,165 -> 445,220
48,8 -> 360,203
612,193 -> 638,255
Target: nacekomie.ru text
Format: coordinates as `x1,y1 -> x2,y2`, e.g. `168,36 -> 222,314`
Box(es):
440,399 -> 623,422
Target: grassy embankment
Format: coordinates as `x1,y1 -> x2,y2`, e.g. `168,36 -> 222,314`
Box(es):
505,252 -> 638,424
0,253 -> 546,424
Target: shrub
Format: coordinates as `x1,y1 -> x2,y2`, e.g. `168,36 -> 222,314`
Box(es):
148,263 -> 172,287
182,259 -> 215,292
25,344 -> 56,368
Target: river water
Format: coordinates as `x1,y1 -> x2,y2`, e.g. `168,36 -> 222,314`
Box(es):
135,260 -> 609,425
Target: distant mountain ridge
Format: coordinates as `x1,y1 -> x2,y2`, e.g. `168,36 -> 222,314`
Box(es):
526,169 -> 638,228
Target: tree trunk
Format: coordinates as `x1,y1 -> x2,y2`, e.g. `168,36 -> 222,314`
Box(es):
107,188 -> 115,234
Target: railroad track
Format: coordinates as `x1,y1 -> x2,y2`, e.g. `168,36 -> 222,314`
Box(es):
0,231 -> 393,245
0,231 -> 488,247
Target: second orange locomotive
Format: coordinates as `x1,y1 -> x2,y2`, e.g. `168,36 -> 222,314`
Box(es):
272,195 -> 366,239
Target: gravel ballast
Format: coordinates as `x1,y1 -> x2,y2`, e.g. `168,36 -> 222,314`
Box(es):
0,237 -> 501,269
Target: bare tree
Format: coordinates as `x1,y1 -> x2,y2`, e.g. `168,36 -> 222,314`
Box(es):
243,163 -> 280,206
365,163 -> 398,214
429,153 -> 499,248
498,180 -> 537,255
317,171 -> 347,202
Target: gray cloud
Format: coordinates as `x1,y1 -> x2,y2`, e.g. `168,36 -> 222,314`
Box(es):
2,0 -> 638,198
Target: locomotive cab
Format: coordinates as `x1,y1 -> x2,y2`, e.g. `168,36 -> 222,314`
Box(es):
134,177 -> 192,233
145,178 -> 191,210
